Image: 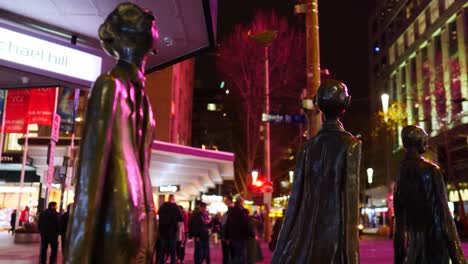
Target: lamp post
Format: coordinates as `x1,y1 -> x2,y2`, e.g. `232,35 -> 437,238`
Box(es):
250,30 -> 277,241
381,93 -> 392,194
367,168 -> 374,185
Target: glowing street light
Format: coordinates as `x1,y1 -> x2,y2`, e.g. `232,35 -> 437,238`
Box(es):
367,168 -> 374,185
381,93 -> 389,122
289,170 -> 294,183
251,170 -> 259,184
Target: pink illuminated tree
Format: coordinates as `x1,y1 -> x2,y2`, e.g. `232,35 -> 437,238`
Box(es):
217,12 -> 306,195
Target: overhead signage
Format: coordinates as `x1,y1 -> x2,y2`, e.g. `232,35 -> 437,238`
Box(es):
158,185 -> 180,193
262,113 -> 306,124
0,26 -> 102,82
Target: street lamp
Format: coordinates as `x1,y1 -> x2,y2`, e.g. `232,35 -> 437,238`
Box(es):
381,93 -> 389,122
381,93 -> 391,193
289,170 -> 294,183
367,168 -> 374,185
251,170 -> 259,185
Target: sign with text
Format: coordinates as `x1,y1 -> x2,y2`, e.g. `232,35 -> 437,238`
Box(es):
57,88 -> 80,132
47,142 -> 56,189
0,26 -> 102,82
51,114 -> 61,142
4,89 -> 29,133
158,185 -> 180,193
262,113 -> 306,124
27,88 -> 56,125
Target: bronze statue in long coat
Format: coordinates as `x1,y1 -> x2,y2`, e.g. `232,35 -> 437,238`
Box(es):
394,125 -> 466,264
272,80 -> 361,263
65,3 -> 158,263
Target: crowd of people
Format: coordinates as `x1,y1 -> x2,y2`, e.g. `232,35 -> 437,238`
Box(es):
156,194 -> 268,264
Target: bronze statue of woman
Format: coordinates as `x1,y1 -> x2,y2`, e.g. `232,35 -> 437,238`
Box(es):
65,3 -> 158,263
272,80 -> 361,263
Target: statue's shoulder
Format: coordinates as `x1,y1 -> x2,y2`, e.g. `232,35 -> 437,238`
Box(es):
89,74 -> 120,98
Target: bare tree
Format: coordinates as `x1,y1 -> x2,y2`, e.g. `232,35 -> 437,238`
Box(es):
217,12 -> 306,195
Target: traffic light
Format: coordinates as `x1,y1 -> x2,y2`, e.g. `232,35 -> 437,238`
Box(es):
250,179 -> 264,193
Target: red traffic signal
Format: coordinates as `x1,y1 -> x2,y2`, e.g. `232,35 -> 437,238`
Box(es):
253,180 -> 264,187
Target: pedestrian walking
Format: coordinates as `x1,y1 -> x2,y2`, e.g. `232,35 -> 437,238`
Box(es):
221,195 -> 234,264
176,205 -> 188,264
38,202 -> 60,264
158,194 -> 183,264
9,209 -> 16,235
225,197 -> 254,264
269,210 -> 285,251
60,204 -> 72,254
189,202 -> 211,264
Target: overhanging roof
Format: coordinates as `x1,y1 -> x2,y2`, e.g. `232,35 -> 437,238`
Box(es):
151,141 -> 234,200
23,139 -> 234,200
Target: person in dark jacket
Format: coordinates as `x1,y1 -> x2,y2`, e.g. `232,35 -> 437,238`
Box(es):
221,196 -> 234,264
38,202 -> 60,264
189,202 -> 211,264
59,204 -> 72,253
225,197 -> 254,264
9,209 -> 16,235
158,194 -> 183,264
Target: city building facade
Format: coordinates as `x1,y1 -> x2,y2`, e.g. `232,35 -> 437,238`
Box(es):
369,0 -> 468,213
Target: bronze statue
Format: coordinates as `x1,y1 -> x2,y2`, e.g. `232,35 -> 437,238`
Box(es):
394,125 -> 466,264
65,3 -> 158,263
272,80 -> 361,263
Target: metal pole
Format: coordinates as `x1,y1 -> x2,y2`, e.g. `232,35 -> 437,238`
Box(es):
46,87 -> 59,207
0,90 -> 8,163
15,126 -> 30,229
305,0 -> 321,138
264,46 -> 272,241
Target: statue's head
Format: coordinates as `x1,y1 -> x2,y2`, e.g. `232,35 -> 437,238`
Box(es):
401,125 -> 429,154
314,80 -> 351,120
98,3 -> 158,63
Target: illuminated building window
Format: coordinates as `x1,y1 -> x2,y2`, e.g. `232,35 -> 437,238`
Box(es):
207,103 -> 217,111
389,45 -> 395,65
444,0 -> 454,9
430,1 -> 439,24
418,15 -> 426,36
448,20 -> 462,116
407,27 -> 415,46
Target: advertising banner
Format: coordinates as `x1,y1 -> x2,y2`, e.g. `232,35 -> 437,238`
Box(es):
27,87 -> 57,125
0,90 -> 5,125
57,88 -> 80,132
4,89 -> 30,133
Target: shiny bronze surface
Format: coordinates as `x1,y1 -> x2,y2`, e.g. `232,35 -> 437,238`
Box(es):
272,80 -> 361,263
394,125 -> 466,264
65,3 -> 158,263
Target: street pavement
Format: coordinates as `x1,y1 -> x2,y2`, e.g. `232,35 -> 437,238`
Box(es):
1,232 -> 468,263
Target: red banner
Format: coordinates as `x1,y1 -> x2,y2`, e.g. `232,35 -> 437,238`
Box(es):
27,88 -> 56,125
4,89 -> 30,133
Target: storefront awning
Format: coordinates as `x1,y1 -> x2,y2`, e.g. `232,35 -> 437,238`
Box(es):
24,139 -> 234,200
151,141 -> 234,200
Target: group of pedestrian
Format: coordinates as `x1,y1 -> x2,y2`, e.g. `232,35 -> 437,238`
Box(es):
36,201 -> 72,264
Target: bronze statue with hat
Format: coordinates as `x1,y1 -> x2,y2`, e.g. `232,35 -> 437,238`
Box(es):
272,80 -> 361,263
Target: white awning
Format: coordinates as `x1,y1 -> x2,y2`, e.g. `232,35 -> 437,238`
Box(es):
26,140 -> 235,200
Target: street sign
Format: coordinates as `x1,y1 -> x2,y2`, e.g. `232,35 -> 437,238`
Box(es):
51,113 -> 61,142
261,181 -> 274,193
158,185 -> 180,193
47,141 -> 56,189
262,113 -> 306,124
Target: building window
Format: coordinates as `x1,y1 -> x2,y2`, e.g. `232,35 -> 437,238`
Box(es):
444,0 -> 454,9
421,47 -> 432,132
448,20 -> 462,116
410,58 -> 418,124
433,35 -> 447,121
408,27 -> 415,46
207,103 -> 217,111
430,1 -> 440,24
389,45 -> 395,65
418,15 -> 426,36
398,37 -> 405,57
